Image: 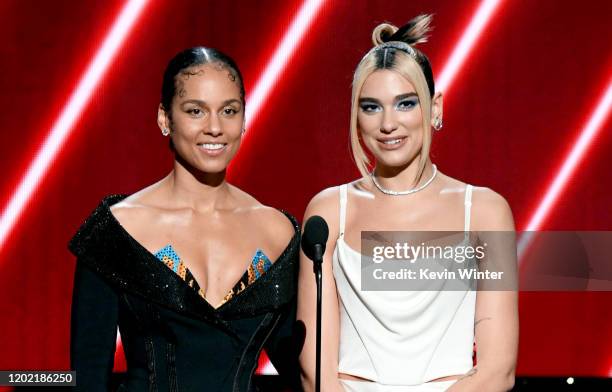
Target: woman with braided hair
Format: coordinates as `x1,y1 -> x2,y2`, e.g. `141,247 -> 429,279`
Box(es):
298,15 -> 518,392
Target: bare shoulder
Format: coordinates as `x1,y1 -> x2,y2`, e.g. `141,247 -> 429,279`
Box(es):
305,185 -> 342,219
436,172 -> 469,194
471,186 -> 515,231
230,186 -> 296,247
251,204 -> 296,239
309,184 -> 341,207
109,188 -> 159,227
303,184 -> 346,240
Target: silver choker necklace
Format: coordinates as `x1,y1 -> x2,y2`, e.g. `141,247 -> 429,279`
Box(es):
370,164 -> 437,196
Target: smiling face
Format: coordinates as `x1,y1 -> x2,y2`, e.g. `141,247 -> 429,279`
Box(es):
158,63 -> 244,174
357,69 -> 424,170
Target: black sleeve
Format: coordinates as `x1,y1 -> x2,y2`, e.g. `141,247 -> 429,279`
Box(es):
70,260 -> 119,391
264,298 -> 303,391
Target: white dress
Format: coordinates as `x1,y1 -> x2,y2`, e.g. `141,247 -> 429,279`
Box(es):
332,184 -> 476,391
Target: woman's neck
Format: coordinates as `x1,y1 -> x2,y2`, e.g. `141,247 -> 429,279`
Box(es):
372,157 -> 435,192
162,158 -> 232,212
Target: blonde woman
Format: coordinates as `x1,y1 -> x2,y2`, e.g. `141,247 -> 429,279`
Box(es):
298,15 -> 518,392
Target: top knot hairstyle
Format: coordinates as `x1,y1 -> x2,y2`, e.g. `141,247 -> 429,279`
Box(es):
371,14 -> 432,46
349,14 -> 437,181
370,14 -> 435,98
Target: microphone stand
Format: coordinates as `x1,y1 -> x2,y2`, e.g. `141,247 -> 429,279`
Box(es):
314,243 -> 323,392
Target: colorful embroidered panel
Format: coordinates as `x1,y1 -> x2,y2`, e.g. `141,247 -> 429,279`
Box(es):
153,245 -> 272,307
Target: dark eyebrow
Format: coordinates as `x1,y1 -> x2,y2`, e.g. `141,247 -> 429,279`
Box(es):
180,98 -> 242,106
359,92 -> 418,104
222,99 -> 242,106
359,97 -> 380,104
395,93 -> 418,101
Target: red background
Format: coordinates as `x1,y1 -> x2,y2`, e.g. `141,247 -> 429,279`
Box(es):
0,0 -> 611,379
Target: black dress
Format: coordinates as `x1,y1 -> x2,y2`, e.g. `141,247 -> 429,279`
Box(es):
69,195 -> 302,392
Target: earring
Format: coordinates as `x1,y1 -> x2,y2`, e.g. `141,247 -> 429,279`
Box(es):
433,117 -> 443,131
161,128 -> 170,136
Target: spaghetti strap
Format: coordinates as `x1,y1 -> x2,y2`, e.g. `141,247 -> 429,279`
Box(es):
339,184 -> 348,238
464,184 -> 473,233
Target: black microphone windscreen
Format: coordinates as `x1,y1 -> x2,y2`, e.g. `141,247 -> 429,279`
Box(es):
301,215 -> 329,261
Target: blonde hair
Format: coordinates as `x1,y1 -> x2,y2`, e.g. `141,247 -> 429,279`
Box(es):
350,14 -> 435,185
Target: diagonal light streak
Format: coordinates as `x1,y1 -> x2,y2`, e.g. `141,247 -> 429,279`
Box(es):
436,0 -> 504,93
0,0 -> 150,252
518,78 -> 612,259
243,0 -> 326,134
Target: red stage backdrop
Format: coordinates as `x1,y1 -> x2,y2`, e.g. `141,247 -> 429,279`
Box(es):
0,0 -> 611,381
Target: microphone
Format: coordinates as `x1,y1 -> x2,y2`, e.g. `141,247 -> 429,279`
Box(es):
301,215 -> 329,265
300,215 -> 329,392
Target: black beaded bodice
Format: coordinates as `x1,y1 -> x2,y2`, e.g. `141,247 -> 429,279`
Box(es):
69,195 -> 301,392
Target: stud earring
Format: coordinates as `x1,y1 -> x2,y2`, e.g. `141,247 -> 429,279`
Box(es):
433,117 -> 443,131
161,128 -> 170,136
